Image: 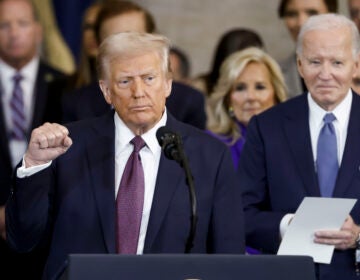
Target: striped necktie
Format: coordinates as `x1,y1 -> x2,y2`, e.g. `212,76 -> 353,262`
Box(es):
10,73 -> 26,140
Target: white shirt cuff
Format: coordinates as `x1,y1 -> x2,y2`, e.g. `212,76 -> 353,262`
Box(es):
17,157 -> 52,178
280,213 -> 295,238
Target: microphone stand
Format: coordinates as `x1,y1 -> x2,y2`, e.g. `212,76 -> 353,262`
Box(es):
172,135 -> 197,253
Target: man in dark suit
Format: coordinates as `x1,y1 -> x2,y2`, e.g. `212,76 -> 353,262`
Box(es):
0,0 -> 65,278
6,32 -> 245,280
61,0 -> 206,129
239,14 -> 360,280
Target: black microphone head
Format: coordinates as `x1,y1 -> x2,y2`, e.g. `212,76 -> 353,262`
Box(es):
156,126 -> 173,147
156,126 -> 181,162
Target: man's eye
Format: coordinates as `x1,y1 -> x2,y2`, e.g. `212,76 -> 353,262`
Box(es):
306,9 -> 319,16
117,79 -> 130,88
144,76 -> 156,84
284,11 -> 297,18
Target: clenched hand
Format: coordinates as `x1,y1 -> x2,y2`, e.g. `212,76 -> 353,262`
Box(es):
24,123 -> 72,168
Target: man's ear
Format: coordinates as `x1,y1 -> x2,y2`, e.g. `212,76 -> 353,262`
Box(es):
352,54 -> 360,78
297,56 -> 304,78
165,78 -> 172,98
99,80 -> 112,105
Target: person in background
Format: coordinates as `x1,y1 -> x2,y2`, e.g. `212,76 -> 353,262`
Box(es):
278,0 -> 338,98
239,13 -> 360,280
169,46 -> 191,84
0,0 -> 66,278
351,64 -> 360,94
73,2 -> 102,88
40,2 -> 103,122
6,31 -> 245,280
61,0 -> 206,129
349,0 -> 360,32
348,0 -> 360,94
191,28 -> 264,96
32,0 -> 75,75
206,47 -> 287,168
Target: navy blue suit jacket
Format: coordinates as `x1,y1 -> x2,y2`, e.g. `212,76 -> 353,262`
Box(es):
61,81 -> 206,129
0,62 -> 65,279
6,112 -> 245,279
239,92 -> 360,280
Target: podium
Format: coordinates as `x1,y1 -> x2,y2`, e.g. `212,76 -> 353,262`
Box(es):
60,254 -> 316,280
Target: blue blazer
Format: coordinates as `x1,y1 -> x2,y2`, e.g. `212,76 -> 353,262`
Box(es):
239,92 -> 360,280
6,112 -> 245,279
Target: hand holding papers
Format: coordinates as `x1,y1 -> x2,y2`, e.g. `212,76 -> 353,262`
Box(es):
277,197 -> 356,264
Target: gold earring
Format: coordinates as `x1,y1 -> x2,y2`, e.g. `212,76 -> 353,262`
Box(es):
228,106 -> 235,117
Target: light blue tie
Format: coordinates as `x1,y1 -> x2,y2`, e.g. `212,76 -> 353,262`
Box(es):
316,113 -> 338,197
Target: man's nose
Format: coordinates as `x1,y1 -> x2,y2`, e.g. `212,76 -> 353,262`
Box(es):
131,78 -> 145,97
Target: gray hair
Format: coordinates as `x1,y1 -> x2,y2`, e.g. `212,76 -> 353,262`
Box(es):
97,32 -> 171,80
296,13 -> 360,59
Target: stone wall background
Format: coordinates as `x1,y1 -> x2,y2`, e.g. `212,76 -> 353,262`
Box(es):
136,0 -> 349,77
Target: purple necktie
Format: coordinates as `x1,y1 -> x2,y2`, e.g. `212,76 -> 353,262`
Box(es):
316,113 -> 338,197
10,73 -> 26,140
116,136 -> 146,254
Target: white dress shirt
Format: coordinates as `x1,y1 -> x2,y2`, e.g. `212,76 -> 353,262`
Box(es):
0,57 -> 40,167
114,110 -> 166,254
280,90 -> 352,237
18,109 -> 168,254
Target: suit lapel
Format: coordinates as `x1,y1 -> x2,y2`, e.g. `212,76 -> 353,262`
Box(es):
283,96 -> 320,196
86,111 -> 116,253
333,92 -> 360,197
143,115 -> 187,252
30,63 -> 48,131
0,86 -> 12,170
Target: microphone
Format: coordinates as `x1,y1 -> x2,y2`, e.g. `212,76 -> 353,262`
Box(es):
156,126 -> 182,163
156,126 -> 197,253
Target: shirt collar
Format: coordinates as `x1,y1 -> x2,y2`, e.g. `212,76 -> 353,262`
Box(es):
0,56 -> 39,84
114,108 -> 168,154
308,89 -> 352,128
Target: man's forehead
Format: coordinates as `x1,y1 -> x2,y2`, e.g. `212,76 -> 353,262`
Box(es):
110,54 -> 162,76
115,67 -> 159,77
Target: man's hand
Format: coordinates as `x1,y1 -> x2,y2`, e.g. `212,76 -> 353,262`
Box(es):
314,215 -> 360,250
24,123 -> 72,167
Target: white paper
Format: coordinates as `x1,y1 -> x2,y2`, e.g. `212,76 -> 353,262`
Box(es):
277,197 -> 356,264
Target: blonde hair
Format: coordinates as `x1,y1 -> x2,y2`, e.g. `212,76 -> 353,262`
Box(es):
97,31 -> 171,81
206,47 -> 287,142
